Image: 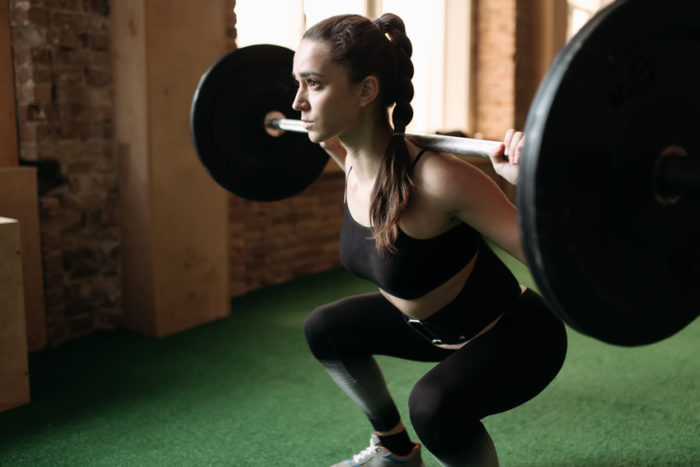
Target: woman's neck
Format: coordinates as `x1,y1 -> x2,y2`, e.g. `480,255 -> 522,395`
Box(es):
341,119 -> 393,182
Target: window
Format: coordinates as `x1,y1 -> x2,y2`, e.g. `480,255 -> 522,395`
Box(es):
235,0 -> 473,135
567,0 -> 616,39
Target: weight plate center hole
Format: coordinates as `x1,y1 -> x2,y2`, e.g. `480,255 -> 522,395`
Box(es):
653,145 -> 688,206
264,110 -> 286,137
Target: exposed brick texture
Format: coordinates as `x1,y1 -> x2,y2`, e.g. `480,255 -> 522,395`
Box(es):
228,172 -> 345,296
473,0 -> 518,139
10,0 -> 118,346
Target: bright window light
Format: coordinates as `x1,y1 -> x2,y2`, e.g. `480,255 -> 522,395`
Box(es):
235,0 -> 472,134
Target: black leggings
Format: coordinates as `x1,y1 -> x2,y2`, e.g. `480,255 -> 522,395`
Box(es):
304,288 -> 567,459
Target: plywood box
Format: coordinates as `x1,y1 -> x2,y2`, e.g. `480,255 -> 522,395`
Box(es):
0,167 -> 46,351
0,217 -> 30,412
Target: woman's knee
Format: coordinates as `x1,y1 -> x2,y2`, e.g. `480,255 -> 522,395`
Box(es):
304,304 -> 339,360
408,378 -> 443,433
305,293 -> 390,360
408,377 -> 483,454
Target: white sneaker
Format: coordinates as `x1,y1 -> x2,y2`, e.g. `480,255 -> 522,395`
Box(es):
331,434 -> 425,467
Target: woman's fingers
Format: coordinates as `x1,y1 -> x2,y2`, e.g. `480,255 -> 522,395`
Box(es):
504,130 -> 524,164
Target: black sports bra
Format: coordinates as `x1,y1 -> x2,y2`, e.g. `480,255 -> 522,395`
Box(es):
339,150 -> 481,299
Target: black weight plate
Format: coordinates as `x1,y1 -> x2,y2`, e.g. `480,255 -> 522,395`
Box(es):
519,0 -> 700,346
190,44 -> 329,201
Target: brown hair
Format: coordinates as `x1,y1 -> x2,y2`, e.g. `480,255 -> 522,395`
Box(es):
303,13 -> 415,256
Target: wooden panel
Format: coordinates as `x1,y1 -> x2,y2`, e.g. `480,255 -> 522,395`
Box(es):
0,167 -> 46,351
112,0 -> 156,334
1,1 -> 19,167
113,0 -> 230,336
531,0 -> 568,90
0,218 -> 30,412
146,0 -> 230,335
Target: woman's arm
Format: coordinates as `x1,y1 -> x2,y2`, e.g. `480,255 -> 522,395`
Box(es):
459,129 -> 526,263
453,163 -> 525,264
419,130 -> 526,263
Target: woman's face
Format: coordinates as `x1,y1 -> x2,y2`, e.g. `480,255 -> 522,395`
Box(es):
292,39 -> 363,143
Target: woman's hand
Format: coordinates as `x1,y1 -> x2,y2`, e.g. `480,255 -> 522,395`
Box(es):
489,129 -> 524,185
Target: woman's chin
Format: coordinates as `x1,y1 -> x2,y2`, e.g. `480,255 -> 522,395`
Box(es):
307,132 -> 325,144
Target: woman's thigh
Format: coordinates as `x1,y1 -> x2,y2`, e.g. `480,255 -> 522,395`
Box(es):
411,289 -> 567,421
304,292 -> 452,362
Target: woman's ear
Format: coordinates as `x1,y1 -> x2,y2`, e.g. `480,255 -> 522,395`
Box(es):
356,75 -> 380,108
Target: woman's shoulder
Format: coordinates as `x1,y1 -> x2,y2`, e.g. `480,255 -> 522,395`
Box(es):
412,148 -> 503,217
413,150 -> 486,192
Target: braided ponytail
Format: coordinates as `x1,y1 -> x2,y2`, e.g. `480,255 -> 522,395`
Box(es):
303,13 -> 416,256
369,14 -> 415,256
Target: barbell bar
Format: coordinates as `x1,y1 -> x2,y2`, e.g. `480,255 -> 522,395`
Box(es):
265,116 -> 503,159
190,0 -> 700,346
265,116 -> 700,199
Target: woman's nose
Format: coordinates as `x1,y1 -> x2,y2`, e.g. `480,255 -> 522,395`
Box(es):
292,87 -> 308,111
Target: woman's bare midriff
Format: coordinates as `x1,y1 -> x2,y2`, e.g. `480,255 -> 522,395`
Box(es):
379,252 -> 478,320
379,252 -> 524,350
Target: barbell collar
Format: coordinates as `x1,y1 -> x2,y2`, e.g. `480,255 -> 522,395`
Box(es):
265,117 -> 501,159
654,152 -> 700,199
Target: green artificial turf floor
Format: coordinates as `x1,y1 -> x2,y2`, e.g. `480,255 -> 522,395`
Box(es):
1,252 -> 698,466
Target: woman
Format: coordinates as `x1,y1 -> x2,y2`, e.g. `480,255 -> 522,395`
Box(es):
295,13 -> 567,467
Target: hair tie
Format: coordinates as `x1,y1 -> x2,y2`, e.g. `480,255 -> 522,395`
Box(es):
373,17 -> 391,34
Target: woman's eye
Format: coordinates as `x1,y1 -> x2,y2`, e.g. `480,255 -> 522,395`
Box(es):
308,79 -> 320,88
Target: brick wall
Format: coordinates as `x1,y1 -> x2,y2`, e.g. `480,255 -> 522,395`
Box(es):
473,0 -> 517,139
10,0 -> 119,346
474,0 -> 562,134
228,172 -> 345,296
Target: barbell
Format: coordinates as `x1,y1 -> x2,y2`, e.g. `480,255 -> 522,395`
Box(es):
264,114 -> 503,159
189,0 -> 700,346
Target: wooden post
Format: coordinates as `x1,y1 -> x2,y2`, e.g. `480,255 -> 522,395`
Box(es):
0,0 -> 19,168
112,0 -> 230,336
0,217 -> 30,412
531,0 -> 568,92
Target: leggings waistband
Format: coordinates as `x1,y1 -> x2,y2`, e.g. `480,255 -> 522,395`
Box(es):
403,242 -> 521,345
